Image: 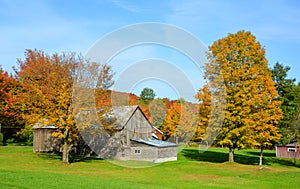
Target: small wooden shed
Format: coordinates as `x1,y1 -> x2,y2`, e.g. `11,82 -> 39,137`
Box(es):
276,144 -> 300,159
33,123 -> 60,152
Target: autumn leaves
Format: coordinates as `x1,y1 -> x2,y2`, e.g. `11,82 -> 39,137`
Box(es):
197,31 -> 283,164
0,30 -> 289,165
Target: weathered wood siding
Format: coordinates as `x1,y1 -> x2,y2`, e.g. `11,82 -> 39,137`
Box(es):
125,108 -> 152,146
117,141 -> 177,163
33,128 -> 60,152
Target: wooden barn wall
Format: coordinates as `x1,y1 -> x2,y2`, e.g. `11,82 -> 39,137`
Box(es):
118,141 -> 177,162
276,146 -> 300,159
125,109 -> 152,145
157,147 -> 178,158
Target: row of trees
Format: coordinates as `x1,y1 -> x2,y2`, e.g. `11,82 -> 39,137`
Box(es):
1,30 -> 299,165
0,50 -> 115,163
134,31 -> 300,165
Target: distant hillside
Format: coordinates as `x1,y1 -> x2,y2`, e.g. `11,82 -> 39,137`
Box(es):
94,90 -> 139,107
95,89 -> 198,121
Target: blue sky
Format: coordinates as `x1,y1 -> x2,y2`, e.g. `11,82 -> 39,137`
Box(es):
1,0 -> 300,102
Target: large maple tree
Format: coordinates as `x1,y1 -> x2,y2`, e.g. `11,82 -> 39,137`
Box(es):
201,31 -> 283,164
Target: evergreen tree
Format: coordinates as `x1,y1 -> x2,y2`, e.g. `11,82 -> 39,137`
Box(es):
271,62 -> 300,144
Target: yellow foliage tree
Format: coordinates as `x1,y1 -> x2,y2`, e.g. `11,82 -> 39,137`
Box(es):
194,85 -> 211,142
205,31 -> 283,164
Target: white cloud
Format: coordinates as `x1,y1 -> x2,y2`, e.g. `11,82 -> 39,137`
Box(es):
111,0 -> 143,13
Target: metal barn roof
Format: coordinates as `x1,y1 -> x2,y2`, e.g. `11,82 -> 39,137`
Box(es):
131,138 -> 178,148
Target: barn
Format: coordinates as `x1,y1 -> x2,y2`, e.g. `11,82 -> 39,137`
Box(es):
33,105 -> 178,163
100,105 -> 178,163
276,143 -> 300,159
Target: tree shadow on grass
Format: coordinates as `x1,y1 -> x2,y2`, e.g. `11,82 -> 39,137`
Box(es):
69,155 -> 104,163
37,152 -> 104,163
181,148 -> 300,167
264,157 -> 300,168
37,152 -> 62,161
245,151 -> 275,157
182,148 -> 228,163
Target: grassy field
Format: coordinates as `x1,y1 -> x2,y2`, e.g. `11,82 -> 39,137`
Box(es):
0,147 -> 299,189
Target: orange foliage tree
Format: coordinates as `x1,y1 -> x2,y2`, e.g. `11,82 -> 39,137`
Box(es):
16,50 -> 115,164
161,100 -> 196,142
0,67 -> 24,130
16,50 -> 80,164
149,99 -> 168,129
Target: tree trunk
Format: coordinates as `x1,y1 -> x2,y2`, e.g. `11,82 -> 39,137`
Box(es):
229,147 -> 234,162
259,147 -> 264,166
62,141 -> 71,164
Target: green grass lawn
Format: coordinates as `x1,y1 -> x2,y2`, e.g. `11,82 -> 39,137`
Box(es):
0,147 -> 299,189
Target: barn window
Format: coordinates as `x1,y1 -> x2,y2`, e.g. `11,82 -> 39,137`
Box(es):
288,148 -> 296,152
134,149 -> 141,154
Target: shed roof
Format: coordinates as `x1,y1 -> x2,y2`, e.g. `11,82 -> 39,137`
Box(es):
32,124 -> 56,129
277,143 -> 298,147
131,138 -> 177,148
32,118 -> 56,129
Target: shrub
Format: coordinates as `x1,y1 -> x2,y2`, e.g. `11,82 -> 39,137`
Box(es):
6,138 -> 15,143
16,125 -> 33,142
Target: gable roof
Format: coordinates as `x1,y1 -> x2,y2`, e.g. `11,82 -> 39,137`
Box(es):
109,106 -> 163,134
111,105 -> 139,130
35,105 -> 164,134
